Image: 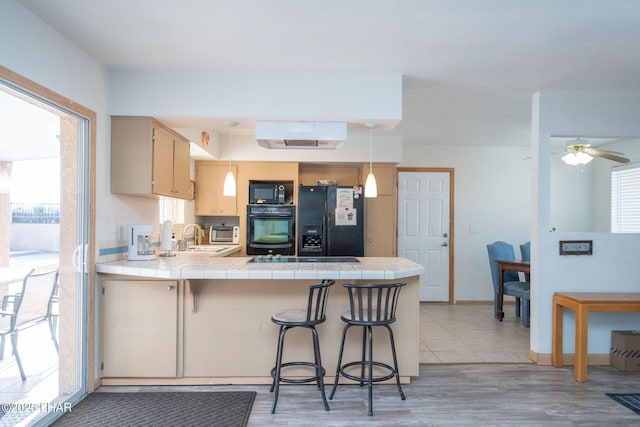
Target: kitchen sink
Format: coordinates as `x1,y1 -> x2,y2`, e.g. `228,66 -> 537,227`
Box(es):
187,245 -> 227,253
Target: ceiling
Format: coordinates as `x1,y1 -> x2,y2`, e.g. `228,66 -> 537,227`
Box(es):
16,0 -> 640,148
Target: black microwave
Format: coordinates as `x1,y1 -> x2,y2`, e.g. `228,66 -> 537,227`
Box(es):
249,183 -> 286,204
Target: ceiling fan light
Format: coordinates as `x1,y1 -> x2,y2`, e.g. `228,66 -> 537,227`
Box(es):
562,151 -> 593,166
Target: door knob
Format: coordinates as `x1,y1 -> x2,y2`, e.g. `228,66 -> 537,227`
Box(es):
167,286 -> 175,291
441,242 -> 448,247
443,233 -> 448,238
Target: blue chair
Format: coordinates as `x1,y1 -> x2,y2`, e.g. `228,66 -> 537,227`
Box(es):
520,241 -> 531,282
487,241 -> 530,327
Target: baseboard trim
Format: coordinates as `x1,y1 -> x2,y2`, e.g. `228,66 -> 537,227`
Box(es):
529,351 -> 611,366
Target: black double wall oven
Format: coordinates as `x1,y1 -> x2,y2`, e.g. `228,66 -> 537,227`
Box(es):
246,204 -> 296,255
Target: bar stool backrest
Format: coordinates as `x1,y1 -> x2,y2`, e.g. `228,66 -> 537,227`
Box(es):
306,279 -> 335,323
344,282 -> 405,325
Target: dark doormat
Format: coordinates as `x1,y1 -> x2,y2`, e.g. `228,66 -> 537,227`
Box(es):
606,393 -> 640,415
51,391 -> 256,427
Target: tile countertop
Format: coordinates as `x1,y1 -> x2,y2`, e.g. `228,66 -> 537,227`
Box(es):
95,254 -> 424,281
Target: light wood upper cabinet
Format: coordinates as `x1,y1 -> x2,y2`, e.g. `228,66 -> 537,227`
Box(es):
363,163 -> 397,256
365,195 -> 397,256
195,162 -> 238,216
370,163 -> 396,195
101,279 -> 179,378
111,116 -> 191,199
299,164 -> 361,186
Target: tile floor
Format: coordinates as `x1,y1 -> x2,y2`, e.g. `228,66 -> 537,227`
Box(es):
419,302 -> 531,364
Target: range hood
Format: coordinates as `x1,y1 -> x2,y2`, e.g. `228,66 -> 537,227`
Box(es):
256,121 -> 347,149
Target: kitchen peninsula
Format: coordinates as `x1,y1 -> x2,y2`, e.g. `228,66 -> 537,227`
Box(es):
96,254 -> 423,385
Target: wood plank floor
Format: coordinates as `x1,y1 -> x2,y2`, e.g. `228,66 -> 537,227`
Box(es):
106,364 -> 640,426
99,303 -> 640,426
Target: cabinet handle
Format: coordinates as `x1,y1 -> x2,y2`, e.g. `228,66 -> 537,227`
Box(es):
167,286 -> 174,291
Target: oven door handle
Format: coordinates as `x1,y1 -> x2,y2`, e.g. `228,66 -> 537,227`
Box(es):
248,214 -> 294,218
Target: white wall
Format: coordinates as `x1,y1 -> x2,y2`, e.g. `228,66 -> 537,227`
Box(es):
1,0 -> 160,250
532,91 -> 640,355
400,144 -> 531,302
108,69 -> 402,128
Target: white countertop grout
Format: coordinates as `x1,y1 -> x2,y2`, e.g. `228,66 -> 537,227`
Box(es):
95,253 -> 424,280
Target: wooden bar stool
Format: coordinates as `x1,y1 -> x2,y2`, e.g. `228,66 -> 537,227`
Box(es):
269,279 -> 335,414
329,282 -> 406,416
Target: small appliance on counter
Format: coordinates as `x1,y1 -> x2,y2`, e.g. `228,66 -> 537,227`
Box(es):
209,225 -> 240,244
159,220 -> 177,257
127,224 -> 157,261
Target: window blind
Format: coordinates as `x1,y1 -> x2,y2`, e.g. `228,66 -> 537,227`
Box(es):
611,163 -> 640,233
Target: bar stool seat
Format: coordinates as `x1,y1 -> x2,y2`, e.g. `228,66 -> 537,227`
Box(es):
269,279 -> 335,414
329,282 -> 406,416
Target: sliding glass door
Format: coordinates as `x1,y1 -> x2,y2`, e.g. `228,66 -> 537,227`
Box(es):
0,67 -> 94,426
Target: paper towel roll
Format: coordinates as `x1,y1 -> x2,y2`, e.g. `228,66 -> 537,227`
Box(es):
160,220 -> 173,251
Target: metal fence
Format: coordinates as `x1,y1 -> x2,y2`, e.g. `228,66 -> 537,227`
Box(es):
11,203 -> 60,224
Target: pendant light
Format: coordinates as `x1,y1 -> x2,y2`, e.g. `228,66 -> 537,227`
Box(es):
223,121 -> 238,196
364,123 -> 378,198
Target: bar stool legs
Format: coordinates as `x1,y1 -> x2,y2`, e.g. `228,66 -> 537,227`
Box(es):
269,280 -> 334,414
329,282 -> 406,416
329,323 -> 405,416
270,324 -> 330,414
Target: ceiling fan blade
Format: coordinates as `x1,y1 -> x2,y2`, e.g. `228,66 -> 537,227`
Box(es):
585,148 -> 630,163
584,147 -> 626,155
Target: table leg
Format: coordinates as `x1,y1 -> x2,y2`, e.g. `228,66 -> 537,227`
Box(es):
574,305 -> 588,382
497,267 -> 504,321
551,298 -> 563,367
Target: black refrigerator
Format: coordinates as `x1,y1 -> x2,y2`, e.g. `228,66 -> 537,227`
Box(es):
297,185 -> 365,257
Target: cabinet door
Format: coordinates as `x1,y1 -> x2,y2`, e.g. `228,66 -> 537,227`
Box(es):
152,126 -> 175,197
195,164 -> 237,215
373,164 -> 396,195
172,138 -> 191,198
101,280 -> 178,377
366,195 -> 397,256
195,164 -> 218,215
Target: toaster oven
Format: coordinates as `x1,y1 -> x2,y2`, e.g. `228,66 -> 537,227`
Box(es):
209,225 -> 240,244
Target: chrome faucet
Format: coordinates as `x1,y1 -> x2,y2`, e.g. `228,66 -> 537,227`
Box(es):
181,224 -> 202,250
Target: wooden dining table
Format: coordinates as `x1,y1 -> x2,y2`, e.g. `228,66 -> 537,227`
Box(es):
496,259 -> 530,321
552,292 -> 640,382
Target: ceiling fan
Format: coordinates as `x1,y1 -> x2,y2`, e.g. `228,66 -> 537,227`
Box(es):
562,139 -> 630,165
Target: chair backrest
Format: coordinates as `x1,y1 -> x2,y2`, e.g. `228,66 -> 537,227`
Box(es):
305,279 -> 335,323
520,241 -> 531,281
487,241 -> 519,292
343,282 -> 406,325
15,268 -> 59,328
520,241 -> 530,262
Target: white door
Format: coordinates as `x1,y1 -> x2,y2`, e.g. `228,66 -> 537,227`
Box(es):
398,171 -> 451,301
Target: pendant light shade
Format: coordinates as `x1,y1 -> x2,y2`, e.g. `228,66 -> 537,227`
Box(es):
364,123 -> 378,198
223,121 -> 238,196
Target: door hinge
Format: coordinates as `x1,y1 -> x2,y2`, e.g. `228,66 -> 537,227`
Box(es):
100,361 -> 104,371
